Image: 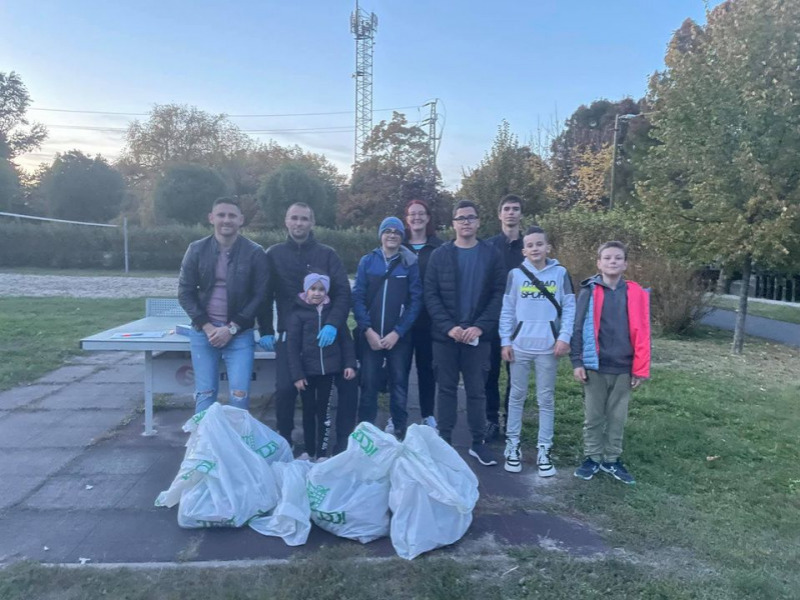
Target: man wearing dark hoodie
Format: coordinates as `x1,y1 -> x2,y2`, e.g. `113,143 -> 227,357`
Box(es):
353,216 -> 423,440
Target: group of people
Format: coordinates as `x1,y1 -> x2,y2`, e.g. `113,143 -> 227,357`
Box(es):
177,193 -> 650,483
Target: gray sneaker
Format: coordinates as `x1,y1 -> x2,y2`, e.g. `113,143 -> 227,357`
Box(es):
483,421 -> 501,443
537,445 -> 556,477
504,439 -> 522,473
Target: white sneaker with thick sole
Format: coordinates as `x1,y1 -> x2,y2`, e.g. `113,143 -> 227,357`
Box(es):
537,445 -> 557,477
384,418 -> 395,435
504,438 -> 522,473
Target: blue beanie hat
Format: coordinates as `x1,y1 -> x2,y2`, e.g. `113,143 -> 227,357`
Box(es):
378,216 -> 405,239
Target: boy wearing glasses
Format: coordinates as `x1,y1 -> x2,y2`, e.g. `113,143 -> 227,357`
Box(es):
353,216 -> 423,440
424,200 -> 506,466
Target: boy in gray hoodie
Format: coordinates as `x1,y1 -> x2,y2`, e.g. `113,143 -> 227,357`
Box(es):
499,226 -> 575,475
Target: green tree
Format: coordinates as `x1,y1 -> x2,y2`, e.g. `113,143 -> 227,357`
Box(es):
119,104 -> 252,177
638,0 -> 800,353
153,163 -> 230,225
257,162 -> 337,228
341,112 -> 444,229
38,151 -> 126,222
550,98 -> 650,209
0,160 -> 21,212
459,120 -> 552,234
0,71 -> 47,160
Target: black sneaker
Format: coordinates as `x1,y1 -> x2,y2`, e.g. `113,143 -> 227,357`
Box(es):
600,460 -> 636,485
469,443 -> 498,466
483,421 -> 501,443
574,457 -> 600,480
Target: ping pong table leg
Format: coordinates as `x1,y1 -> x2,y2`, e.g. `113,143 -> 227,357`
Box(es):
143,350 -> 157,436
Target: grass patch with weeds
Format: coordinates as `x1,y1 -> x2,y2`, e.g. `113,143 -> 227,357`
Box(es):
0,296 -> 143,391
514,328 -> 800,598
709,296 -> 800,325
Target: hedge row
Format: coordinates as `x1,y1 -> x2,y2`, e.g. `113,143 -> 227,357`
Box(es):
0,223 -> 379,273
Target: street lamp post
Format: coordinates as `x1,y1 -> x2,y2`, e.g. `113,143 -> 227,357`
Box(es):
609,113 -> 639,210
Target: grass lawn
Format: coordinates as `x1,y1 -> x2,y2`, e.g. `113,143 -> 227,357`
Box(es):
0,297 -> 144,391
709,295 -> 800,324
0,325 -> 798,599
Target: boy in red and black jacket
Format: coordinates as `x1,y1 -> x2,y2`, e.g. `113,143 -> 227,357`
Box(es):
570,241 -> 650,485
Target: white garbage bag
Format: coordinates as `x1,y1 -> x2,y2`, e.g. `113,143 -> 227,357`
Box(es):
306,422 -> 401,543
249,460 -> 313,546
389,424 -> 479,559
155,403 -> 292,530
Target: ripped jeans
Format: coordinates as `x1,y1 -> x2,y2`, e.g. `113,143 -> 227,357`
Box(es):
188,327 -> 254,414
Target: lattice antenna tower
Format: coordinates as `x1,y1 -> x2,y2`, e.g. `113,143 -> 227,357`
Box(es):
351,1 -> 378,164
422,99 -> 441,184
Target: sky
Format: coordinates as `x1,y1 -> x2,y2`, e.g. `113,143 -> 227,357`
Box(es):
1,0 -> 723,190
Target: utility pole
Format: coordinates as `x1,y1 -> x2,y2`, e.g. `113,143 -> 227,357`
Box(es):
351,1 -> 378,165
421,99 -> 440,187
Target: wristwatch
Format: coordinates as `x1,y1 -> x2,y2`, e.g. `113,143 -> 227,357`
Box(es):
227,322 -> 239,336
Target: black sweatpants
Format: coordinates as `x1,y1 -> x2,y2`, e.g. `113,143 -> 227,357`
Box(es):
300,374 -> 334,458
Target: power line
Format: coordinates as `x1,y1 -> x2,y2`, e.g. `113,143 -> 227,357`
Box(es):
45,124 -> 355,134
29,105 -> 421,118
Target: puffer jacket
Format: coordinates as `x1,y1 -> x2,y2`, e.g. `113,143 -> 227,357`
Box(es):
499,258 -> 576,354
352,246 -> 423,338
570,275 -> 651,378
423,240 -> 506,343
287,297 -> 357,382
178,234 -> 268,331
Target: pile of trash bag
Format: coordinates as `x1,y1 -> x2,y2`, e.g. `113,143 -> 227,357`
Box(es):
156,405 -> 479,559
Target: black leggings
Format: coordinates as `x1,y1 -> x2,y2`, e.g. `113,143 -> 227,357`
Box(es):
300,374 -> 334,458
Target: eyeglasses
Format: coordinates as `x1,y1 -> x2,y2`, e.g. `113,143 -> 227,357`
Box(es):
453,215 -> 479,223
382,228 -> 403,236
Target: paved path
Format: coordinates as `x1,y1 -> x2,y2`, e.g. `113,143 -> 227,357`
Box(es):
701,308 -> 800,348
0,353 -> 607,565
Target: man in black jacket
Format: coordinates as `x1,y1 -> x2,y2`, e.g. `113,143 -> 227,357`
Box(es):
484,194 -> 525,440
424,200 -> 506,466
258,203 -> 353,449
178,196 -> 268,414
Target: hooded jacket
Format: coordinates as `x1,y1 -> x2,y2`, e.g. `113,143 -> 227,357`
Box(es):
352,246 -> 423,338
570,275 -> 651,378
287,296 -> 357,381
499,258 -> 576,354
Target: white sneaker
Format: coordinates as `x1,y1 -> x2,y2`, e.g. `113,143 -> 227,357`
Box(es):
422,415 -> 438,433
297,452 -> 311,461
504,438 -> 522,473
384,418 -> 395,435
537,445 -> 556,477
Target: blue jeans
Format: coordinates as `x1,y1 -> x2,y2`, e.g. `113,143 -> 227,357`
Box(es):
189,328 -> 255,414
358,338 -> 412,434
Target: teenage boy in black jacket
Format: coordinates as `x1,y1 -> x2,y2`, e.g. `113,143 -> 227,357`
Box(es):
424,200 -> 506,467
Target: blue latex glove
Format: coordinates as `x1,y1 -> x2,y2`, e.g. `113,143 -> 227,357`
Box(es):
257,335 -> 275,351
317,324 -> 337,348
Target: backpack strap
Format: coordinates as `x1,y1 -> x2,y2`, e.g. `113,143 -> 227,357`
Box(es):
517,264 -> 562,318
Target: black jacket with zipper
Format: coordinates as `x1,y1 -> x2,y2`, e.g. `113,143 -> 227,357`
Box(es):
178,234 -> 268,331
287,297 -> 357,382
423,239 -> 506,343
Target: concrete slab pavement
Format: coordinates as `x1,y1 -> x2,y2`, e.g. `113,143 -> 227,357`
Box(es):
0,352 -> 609,565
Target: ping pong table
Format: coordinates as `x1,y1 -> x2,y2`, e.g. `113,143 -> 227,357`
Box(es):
80,299 -> 276,436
